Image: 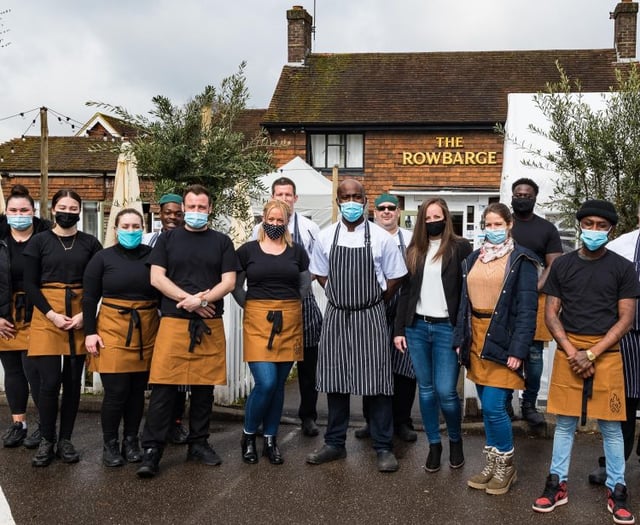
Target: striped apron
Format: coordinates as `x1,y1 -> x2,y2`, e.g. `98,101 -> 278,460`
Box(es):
149,316 -> 226,386
243,298 -> 303,362
317,221 -> 393,396
388,230 -> 415,378
0,292 -> 32,352
88,298 -> 159,374
293,214 -> 322,348
547,332 -> 625,422
28,283 -> 85,357
619,234 -> 640,398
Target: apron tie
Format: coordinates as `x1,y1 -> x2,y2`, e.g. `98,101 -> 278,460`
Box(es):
101,302 -> 156,361
581,375 -> 594,426
13,292 -> 31,323
65,287 -> 78,357
266,310 -> 283,350
188,317 -> 211,353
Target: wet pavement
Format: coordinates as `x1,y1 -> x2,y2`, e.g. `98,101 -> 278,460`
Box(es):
0,390 -> 639,525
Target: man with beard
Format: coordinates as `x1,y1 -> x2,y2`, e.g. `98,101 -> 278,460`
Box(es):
509,178 -> 562,426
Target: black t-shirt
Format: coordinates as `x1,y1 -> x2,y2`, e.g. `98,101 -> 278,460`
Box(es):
543,249 -> 640,335
7,236 -> 28,291
147,227 -> 240,317
83,244 -> 159,335
23,230 -> 102,314
511,214 -> 563,264
236,240 -> 309,300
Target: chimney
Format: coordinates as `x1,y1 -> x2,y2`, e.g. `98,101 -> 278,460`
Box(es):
287,6 -> 312,63
611,0 -> 638,60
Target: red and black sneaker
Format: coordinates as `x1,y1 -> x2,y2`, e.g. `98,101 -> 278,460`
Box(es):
608,484 -> 635,524
532,474 -> 568,513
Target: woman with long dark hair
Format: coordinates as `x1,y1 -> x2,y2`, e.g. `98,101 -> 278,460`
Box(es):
0,185 -> 49,449
83,208 -> 159,467
24,188 -> 102,467
394,198 -> 472,473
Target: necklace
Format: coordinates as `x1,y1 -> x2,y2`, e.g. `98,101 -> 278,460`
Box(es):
57,233 -> 77,251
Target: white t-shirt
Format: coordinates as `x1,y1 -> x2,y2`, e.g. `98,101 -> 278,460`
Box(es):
416,239 -> 448,317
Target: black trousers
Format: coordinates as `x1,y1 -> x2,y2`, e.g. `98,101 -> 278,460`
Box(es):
172,390 -> 187,422
141,384 -> 213,449
31,354 -> 86,442
100,371 -> 149,442
0,350 -> 40,414
297,345 -> 318,421
362,373 -> 416,429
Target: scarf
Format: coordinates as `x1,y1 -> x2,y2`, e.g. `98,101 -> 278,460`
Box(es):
479,237 -> 514,264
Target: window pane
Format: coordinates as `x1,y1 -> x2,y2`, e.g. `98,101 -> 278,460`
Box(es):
309,135 -> 327,168
327,134 -> 344,167
346,134 -> 363,168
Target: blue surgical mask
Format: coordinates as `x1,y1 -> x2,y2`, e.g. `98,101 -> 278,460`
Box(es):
580,228 -> 609,251
117,229 -> 143,250
484,228 -> 508,245
339,202 -> 365,223
6,215 -> 33,231
184,212 -> 209,229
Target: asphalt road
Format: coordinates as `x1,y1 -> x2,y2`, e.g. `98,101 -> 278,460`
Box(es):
0,408 -> 638,525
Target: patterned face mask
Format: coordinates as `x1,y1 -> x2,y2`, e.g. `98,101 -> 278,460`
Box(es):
263,222 -> 286,240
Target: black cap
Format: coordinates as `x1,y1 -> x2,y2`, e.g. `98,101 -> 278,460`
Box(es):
576,199 -> 618,225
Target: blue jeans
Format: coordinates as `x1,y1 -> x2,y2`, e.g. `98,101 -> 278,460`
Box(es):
523,340 -> 544,405
475,384 -> 513,452
405,319 -> 461,444
550,415 -> 626,491
244,361 -> 293,436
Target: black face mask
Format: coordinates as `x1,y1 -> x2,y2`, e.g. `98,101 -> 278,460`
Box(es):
262,222 -> 286,240
511,197 -> 535,215
426,220 -> 446,237
55,212 -> 80,229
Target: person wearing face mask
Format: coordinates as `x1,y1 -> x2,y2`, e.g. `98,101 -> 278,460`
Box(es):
142,193 -> 190,447
136,184 -> 239,478
82,209 -> 160,467
394,198 -> 472,473
306,179 -> 407,473
352,193 -> 418,444
508,178 -> 563,427
23,188 -> 102,467
233,199 -> 310,465
453,202 -> 538,495
0,185 -> 50,450
532,200 -> 640,524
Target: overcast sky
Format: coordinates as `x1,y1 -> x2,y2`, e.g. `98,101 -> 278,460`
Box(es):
0,0 -> 629,143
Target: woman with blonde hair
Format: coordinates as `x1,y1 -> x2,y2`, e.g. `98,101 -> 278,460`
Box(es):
394,198 -> 472,473
233,199 -> 310,465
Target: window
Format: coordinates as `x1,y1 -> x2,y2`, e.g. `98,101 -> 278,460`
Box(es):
309,133 -> 363,169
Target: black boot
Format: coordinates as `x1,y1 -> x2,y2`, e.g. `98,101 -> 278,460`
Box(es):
241,432 -> 258,464
588,456 -> 606,485
32,438 -> 55,467
449,439 -> 465,469
136,447 -> 163,478
122,435 -> 142,463
521,401 -> 545,426
103,439 -> 125,467
425,442 -> 443,473
263,435 -> 283,465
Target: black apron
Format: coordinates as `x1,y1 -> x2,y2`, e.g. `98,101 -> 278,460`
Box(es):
317,221 -> 393,395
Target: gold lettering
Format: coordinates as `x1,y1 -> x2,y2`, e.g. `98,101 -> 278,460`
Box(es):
487,151 -> 497,164
465,151 -> 476,164
400,150 -> 498,165
442,152 -> 453,164
413,152 -> 426,165
424,151 -> 440,164
453,152 -> 464,164
402,151 -> 413,165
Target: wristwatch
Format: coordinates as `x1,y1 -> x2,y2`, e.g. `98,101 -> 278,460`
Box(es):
200,299 -> 208,308
585,349 -> 597,362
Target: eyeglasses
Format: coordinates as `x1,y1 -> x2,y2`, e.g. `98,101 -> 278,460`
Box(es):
376,205 -> 397,212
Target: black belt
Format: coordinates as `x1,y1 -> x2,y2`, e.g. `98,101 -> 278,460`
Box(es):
414,314 -> 449,324
266,310 -> 283,350
472,310 -> 492,319
101,302 -> 157,361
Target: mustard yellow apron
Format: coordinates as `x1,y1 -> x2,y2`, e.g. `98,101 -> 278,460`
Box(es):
243,299 -> 303,362
149,316 -> 226,385
534,294 -> 552,342
547,332 -> 625,421
0,292 -> 31,351
28,283 -> 85,357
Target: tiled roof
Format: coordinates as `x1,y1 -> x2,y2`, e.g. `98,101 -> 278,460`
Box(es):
262,49 -> 620,127
0,136 -> 120,173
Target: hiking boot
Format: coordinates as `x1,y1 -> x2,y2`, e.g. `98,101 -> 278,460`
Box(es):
532,473 -> 568,513
449,439 -> 465,469
23,425 -> 42,449
589,456 -> 607,485
468,446 -> 497,489
103,439 -> 125,467
136,447 -> 163,478
607,483 -> 636,524
425,442 -> 442,473
32,438 -> 55,467
521,401 -> 545,426
56,439 -> 80,463
2,422 -> 26,448
122,435 -> 142,463
486,448 -> 517,495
